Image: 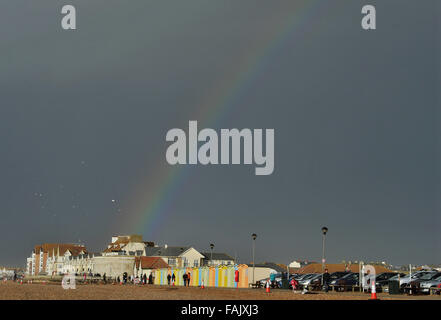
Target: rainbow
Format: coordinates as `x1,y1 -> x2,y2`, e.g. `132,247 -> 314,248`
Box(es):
114,1 -> 326,238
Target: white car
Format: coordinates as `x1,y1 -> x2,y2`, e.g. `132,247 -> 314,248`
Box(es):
388,271 -> 436,287
418,274 -> 441,293
300,273 -> 322,287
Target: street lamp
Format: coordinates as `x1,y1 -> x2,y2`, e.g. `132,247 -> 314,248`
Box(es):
252,233 -> 257,284
209,243 -> 214,266
321,227 -> 328,286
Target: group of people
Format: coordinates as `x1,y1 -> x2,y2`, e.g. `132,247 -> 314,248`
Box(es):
167,272 -> 192,286
182,272 -> 191,286
113,272 -> 155,285
112,271 -> 192,286
166,273 -> 176,285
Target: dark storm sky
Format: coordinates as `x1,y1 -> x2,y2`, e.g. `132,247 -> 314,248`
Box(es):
0,0 -> 439,267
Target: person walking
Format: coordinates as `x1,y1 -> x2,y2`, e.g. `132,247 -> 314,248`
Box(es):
183,273 -> 188,286
144,273 -> 147,285
172,273 -> 176,285
323,268 -> 331,292
167,273 -> 171,285
187,272 -> 191,287
290,278 -> 298,292
103,273 -> 107,284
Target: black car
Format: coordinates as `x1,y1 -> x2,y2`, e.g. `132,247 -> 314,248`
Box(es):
364,272 -> 405,292
374,272 -> 404,288
329,271 -> 351,282
330,272 -> 359,291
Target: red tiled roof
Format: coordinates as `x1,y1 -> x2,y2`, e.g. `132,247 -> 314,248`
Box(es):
34,244 -> 87,257
135,257 -> 169,269
103,244 -> 124,253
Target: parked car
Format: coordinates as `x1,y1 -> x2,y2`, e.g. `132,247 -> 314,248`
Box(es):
407,272 -> 441,294
419,274 -> 441,294
293,273 -> 312,281
300,273 -> 322,289
330,272 -> 359,291
297,273 -> 317,285
329,271 -> 351,282
388,271 -> 437,288
259,273 -> 283,288
371,272 -> 405,292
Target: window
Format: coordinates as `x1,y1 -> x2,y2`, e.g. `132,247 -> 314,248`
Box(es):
193,260 -> 199,267
168,258 -> 176,266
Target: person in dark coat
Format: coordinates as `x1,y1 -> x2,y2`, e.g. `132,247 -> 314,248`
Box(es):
172,273 -> 176,284
103,273 -> 107,284
148,273 -> 153,284
187,272 -> 191,286
183,273 -> 188,286
167,273 -> 171,285
322,268 -> 331,292
143,273 -> 147,284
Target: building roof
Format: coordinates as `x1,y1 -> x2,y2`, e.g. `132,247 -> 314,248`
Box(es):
34,244 -> 87,257
201,252 -> 234,261
297,263 -> 392,274
112,235 -> 143,244
103,235 -> 152,253
103,243 -> 125,253
135,257 -> 169,269
145,246 -> 190,257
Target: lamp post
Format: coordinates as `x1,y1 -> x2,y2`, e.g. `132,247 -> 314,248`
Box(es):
321,227 -> 328,285
252,233 -> 257,284
210,243 -> 214,266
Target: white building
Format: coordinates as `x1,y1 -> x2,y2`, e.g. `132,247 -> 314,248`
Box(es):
102,235 -> 152,256
145,245 -> 205,268
26,244 -> 87,275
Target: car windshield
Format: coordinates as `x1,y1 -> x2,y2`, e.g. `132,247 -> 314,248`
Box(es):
418,272 -> 438,280
376,273 -> 394,281
414,272 -> 433,279
330,272 -> 348,280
